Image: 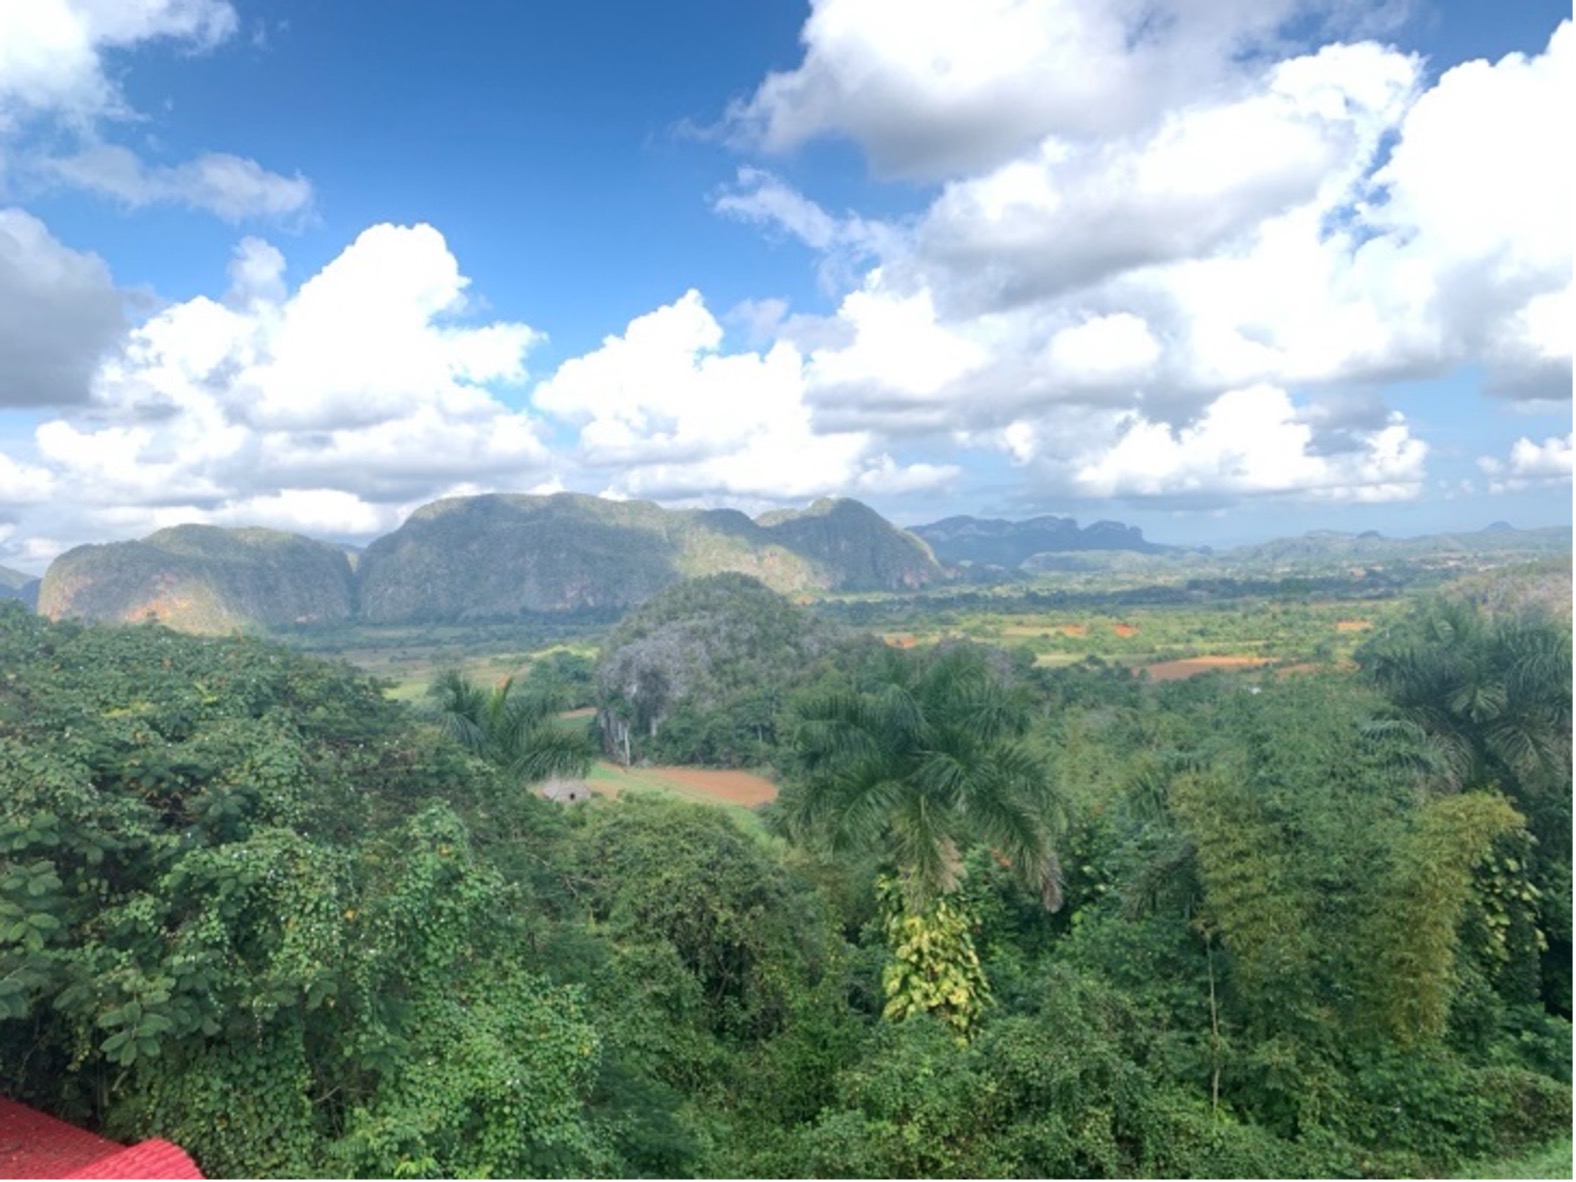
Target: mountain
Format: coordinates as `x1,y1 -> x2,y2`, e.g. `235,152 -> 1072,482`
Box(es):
38,525 -> 358,634
595,572 -> 858,764
34,494 -> 942,634
910,514 -> 1170,570
0,564 -> 40,610
1224,524 -> 1572,566
357,493 -> 941,623
755,497 -> 939,590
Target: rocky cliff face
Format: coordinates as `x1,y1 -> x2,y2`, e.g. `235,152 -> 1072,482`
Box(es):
357,495 -> 689,622
38,526 -> 357,634
33,494 -> 945,633
758,498 -> 941,590
356,493 -> 941,623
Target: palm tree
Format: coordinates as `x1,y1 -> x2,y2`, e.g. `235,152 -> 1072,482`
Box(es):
782,644 -> 1063,1035
1359,599 -> 1571,795
429,670 -> 597,784
784,644 -> 1064,911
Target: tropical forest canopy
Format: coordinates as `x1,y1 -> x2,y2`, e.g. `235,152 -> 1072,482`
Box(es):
0,562 -> 1570,1178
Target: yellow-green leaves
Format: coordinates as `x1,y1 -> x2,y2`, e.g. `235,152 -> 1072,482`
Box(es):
1360,791 -> 1523,1045
878,877 -> 992,1040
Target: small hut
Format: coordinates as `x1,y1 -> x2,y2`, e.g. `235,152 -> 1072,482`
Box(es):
540,777 -> 592,804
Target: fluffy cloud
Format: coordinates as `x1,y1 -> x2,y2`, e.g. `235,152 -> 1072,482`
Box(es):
1041,313 -> 1161,389
1508,434 -> 1575,479
710,8 -> 1573,509
911,40 -> 1418,312
1072,386 -> 1427,502
713,167 -> 898,292
726,0 -> 1391,178
532,289 -> 957,501
0,208 -> 124,405
0,0 -> 235,124
0,0 -> 308,221
804,279 -> 990,430
1365,22 -> 1573,399
0,447 -> 55,504
18,224 -> 551,545
1479,432 -> 1573,493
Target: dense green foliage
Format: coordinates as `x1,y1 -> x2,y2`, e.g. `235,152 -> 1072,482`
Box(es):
1357,597 -> 1573,1014
782,644 -> 1063,1036
0,605 -> 609,1175
1,579 -> 1569,1179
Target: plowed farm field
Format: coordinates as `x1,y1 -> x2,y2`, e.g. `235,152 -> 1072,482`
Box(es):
1139,655 -> 1274,681
586,762 -> 778,807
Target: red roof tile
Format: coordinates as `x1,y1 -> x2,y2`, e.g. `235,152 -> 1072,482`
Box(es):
62,1141 -> 203,1180
0,1100 -> 202,1180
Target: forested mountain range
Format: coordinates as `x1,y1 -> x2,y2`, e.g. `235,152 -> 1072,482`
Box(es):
37,493 -> 943,633
27,494 -> 1572,635
1223,523 -> 1572,565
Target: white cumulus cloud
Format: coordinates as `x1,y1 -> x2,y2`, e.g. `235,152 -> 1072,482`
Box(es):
0,0 -> 235,124
1479,432 -> 1573,493
0,447 -> 55,504
1072,386 -> 1427,502
532,289 -> 957,501
726,0 -> 1365,179
21,224 -> 551,547
709,5 -> 1574,508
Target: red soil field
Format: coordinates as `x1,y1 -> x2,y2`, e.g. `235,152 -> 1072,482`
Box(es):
590,763 -> 779,807
1140,655 -> 1273,681
652,766 -> 779,807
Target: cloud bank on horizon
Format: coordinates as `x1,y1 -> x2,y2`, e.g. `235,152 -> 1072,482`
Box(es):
0,0 -> 1570,569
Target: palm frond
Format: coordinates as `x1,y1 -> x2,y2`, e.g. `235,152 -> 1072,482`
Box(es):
891,792 -> 962,906
508,725 -> 597,783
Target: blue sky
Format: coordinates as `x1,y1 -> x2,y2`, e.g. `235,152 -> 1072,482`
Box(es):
0,0 -> 1570,570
